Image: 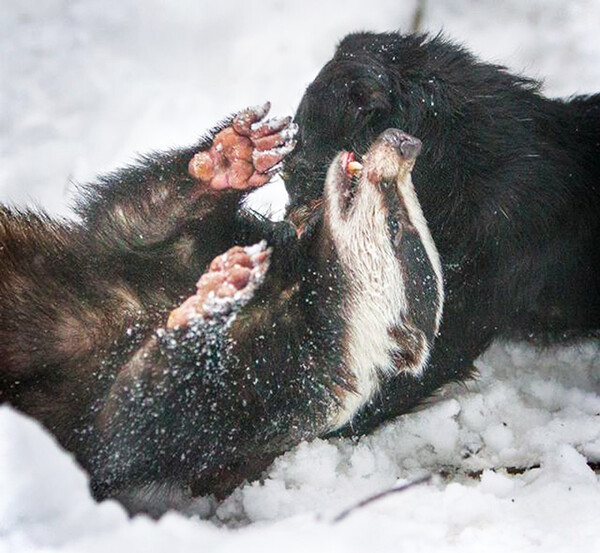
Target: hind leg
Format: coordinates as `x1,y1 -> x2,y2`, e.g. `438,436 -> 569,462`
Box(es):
166,242 -> 271,328
92,240 -> 278,501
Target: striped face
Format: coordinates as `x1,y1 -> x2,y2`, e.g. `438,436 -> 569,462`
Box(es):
322,129 -> 444,430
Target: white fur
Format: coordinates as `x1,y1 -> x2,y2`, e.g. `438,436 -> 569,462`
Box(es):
324,155 -> 443,431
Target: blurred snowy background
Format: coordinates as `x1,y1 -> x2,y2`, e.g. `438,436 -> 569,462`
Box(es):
1,1 -> 599,551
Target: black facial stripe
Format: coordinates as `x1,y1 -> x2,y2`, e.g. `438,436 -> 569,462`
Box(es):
387,196 -> 441,341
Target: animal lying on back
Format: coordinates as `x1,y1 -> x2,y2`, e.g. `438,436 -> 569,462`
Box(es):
0,104 -> 443,515
285,32 -> 600,437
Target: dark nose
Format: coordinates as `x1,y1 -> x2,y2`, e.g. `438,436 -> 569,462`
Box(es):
378,129 -> 422,159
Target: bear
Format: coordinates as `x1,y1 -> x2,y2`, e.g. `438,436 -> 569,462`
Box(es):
0,104 -> 443,515
284,32 -> 600,437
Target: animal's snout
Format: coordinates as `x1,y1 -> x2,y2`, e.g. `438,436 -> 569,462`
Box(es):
378,129 -> 422,160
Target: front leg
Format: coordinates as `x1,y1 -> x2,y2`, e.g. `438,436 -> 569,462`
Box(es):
188,103 -> 296,191
79,103 -> 297,258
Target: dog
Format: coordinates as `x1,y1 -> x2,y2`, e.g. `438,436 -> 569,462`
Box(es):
285,32 -> 600,436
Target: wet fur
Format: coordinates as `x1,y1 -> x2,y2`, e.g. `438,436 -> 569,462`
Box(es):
0,114 -> 441,515
285,32 -> 600,435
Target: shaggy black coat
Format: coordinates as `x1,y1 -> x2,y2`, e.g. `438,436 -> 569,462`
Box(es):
285,32 -> 600,435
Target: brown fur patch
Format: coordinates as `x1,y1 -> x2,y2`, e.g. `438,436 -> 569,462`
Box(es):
388,323 -> 427,371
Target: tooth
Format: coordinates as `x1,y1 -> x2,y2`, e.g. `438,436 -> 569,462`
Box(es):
347,161 -> 363,176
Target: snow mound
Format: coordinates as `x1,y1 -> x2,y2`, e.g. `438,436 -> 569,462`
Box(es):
2,341 -> 599,552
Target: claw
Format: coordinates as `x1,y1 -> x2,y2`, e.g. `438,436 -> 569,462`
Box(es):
252,141 -> 298,173
252,123 -> 298,152
233,102 -> 271,136
250,116 -> 293,136
249,101 -> 271,121
264,161 -> 284,177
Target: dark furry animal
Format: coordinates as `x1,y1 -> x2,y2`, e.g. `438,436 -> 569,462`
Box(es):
285,32 -> 600,436
0,103 -> 442,515
1,104 -> 294,512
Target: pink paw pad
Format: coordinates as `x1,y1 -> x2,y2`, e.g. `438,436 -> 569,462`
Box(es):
188,102 -> 297,191
167,241 -> 271,329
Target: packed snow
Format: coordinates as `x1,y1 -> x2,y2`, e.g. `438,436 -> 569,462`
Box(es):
1,1 -> 599,551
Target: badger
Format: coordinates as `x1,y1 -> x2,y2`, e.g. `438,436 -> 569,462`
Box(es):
0,104 -> 442,515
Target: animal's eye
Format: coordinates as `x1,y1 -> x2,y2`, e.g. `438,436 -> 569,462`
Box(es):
349,86 -> 370,108
349,85 -> 390,121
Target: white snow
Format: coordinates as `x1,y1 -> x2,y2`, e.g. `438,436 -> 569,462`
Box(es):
1,1 -> 600,551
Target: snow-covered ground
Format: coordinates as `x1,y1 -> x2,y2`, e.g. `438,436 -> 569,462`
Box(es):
1,1 -> 599,551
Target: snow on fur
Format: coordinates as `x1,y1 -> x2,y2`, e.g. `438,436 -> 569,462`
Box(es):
1,1 -> 599,551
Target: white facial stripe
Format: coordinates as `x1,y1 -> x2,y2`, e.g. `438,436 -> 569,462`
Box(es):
324,155 -> 443,431
325,161 -> 408,430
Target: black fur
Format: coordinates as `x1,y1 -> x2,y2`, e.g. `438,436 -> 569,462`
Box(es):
1,110 -> 441,515
285,32 -> 600,435
0,114 -> 307,510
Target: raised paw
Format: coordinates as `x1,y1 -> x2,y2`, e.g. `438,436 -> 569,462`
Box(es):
188,102 -> 297,191
167,241 -> 271,329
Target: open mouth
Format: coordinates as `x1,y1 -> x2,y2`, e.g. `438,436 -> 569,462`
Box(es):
339,151 -> 363,212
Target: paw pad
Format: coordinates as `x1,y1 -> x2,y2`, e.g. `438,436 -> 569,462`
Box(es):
167,241 -> 271,329
188,103 -> 297,191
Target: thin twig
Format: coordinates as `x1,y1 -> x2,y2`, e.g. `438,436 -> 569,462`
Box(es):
332,459 -> 600,523
411,0 -> 427,33
332,475 -> 432,523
